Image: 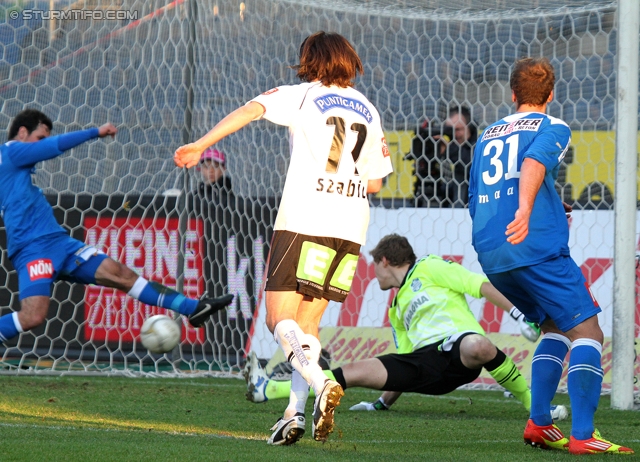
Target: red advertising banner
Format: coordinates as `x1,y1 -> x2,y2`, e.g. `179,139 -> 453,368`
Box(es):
83,216 -> 205,344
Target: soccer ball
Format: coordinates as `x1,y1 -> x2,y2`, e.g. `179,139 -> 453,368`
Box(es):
140,315 -> 181,354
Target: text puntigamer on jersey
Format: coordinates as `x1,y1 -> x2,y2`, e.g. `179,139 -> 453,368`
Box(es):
313,94 -> 373,124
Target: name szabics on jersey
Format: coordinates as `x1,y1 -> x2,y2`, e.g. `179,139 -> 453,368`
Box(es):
316,178 -> 368,199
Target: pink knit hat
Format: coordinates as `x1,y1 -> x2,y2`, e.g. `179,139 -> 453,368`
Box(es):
201,148 -> 226,165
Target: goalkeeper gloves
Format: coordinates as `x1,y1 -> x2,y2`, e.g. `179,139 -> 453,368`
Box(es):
509,306 -> 541,342
349,397 -> 389,411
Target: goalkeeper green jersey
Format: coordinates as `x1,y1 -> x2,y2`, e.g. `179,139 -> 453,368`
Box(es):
388,255 -> 488,354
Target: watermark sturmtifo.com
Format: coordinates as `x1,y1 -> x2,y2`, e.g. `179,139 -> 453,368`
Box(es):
11,9 -> 139,20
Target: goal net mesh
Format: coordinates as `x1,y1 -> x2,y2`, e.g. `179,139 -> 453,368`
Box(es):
0,0 -> 636,391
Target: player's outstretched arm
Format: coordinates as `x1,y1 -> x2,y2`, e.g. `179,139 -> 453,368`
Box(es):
479,281 -> 512,312
13,125 -> 117,168
506,157 -> 545,245
174,102 -> 265,169
98,123 -> 117,138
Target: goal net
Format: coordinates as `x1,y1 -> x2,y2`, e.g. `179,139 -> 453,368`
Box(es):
0,0 -> 637,392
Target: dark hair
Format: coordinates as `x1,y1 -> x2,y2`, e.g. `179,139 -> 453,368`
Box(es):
295,31 -> 363,88
447,104 -> 478,142
370,234 -> 417,268
509,57 -> 555,107
8,109 -> 53,140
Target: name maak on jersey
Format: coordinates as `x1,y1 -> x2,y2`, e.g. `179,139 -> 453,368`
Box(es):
477,185 -> 517,205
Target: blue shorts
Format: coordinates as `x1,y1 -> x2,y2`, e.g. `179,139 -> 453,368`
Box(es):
12,234 -> 109,300
487,255 -> 601,333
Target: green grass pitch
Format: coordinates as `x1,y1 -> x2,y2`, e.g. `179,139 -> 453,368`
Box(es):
0,376 -> 637,461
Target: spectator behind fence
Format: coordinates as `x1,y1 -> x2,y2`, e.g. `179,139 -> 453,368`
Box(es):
408,106 -> 477,208
198,148 -> 233,205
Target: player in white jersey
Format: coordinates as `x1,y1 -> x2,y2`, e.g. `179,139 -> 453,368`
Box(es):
174,31 -> 393,445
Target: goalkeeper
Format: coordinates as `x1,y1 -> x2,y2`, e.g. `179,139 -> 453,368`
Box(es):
246,233 -> 547,415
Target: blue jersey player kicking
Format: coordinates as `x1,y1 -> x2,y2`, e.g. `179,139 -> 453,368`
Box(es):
0,109 -> 233,347
469,58 -> 633,455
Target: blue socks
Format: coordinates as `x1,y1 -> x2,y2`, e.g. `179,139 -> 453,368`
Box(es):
127,277 -> 198,315
531,333 -> 603,440
0,278 -> 197,345
530,333 -> 570,426
568,338 -> 603,440
0,312 -> 23,344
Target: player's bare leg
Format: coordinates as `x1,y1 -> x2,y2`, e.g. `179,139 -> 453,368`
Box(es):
295,295 -> 327,337
93,258 -> 139,291
0,296 -> 50,345
267,291 -> 343,443
265,290 -> 303,333
458,334 -> 498,368
17,296 -> 51,330
541,316 -> 603,344
459,334 -> 532,412
340,358 -> 388,389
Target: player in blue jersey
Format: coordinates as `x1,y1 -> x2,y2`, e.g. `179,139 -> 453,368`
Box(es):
469,58 -> 633,455
0,109 -> 233,347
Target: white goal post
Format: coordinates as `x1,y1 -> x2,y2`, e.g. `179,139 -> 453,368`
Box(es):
0,0 -> 637,403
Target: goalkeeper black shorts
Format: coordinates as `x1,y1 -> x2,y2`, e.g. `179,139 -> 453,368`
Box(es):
377,332 -> 481,395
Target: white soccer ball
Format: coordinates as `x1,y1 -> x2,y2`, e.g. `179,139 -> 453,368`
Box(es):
551,404 -> 569,422
140,315 -> 181,354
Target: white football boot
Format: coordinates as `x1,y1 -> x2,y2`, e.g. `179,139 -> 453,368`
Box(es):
267,413 -> 306,445
243,351 -> 269,403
